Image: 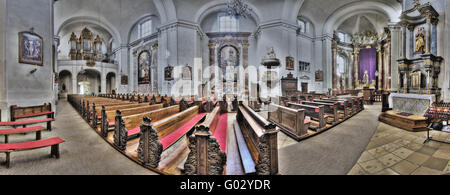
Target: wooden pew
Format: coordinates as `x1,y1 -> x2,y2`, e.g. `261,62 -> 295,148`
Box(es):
183,106 -> 228,175
299,100 -> 338,124
313,99 -> 349,119
287,103 -> 328,130
91,103 -> 142,126
10,103 -> 54,121
100,104 -> 164,137
234,103 -> 278,175
117,105 -> 207,168
268,103 -> 310,141
113,105 -> 182,148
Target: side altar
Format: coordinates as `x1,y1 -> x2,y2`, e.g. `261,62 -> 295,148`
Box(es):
379,1 -> 442,132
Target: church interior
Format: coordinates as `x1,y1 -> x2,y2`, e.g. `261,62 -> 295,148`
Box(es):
1,0 -> 450,176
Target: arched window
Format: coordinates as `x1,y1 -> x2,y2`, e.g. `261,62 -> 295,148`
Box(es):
218,14 -> 239,32
337,31 -> 351,43
337,55 -> 346,75
297,19 -> 310,34
140,19 -> 153,38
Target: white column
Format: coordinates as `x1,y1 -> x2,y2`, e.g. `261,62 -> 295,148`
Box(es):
101,73 -> 106,94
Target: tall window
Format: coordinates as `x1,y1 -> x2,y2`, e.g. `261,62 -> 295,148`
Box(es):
337,55 -> 346,75
297,19 -> 307,34
338,31 -> 350,43
219,15 -> 239,32
140,19 -> 152,38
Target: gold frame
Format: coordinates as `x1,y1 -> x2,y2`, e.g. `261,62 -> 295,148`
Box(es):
18,31 -> 43,66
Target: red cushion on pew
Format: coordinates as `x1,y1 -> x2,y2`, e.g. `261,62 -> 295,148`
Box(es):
15,111 -> 53,119
213,113 -> 228,152
98,116 -> 102,119
0,118 -> 54,126
324,115 -> 329,118
304,119 -> 310,124
0,126 -> 46,135
160,113 -> 207,150
202,100 -> 207,104
128,128 -> 141,137
0,137 -> 64,151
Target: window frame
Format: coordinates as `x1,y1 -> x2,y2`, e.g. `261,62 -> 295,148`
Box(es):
139,18 -> 153,38
218,13 -> 239,33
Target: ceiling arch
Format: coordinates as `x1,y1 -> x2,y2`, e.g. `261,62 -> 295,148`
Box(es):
322,1 -> 401,35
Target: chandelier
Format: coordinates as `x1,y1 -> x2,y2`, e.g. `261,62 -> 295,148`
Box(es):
226,0 -> 252,18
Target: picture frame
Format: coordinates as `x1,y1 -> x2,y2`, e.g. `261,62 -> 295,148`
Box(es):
121,75 -> 128,85
19,31 -> 43,66
286,56 -> 294,70
315,70 -> 324,82
164,65 -> 174,81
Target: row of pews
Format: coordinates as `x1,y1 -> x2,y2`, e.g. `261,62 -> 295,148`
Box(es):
268,96 -> 364,141
68,94 -> 278,175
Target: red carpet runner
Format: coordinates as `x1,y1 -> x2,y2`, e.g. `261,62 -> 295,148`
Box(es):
160,113 -> 207,150
213,113 -> 228,152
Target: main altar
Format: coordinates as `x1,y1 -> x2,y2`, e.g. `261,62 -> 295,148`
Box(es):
379,1 -> 442,132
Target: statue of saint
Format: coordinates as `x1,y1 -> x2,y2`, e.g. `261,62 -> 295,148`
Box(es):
415,27 -> 425,53
363,70 -> 370,85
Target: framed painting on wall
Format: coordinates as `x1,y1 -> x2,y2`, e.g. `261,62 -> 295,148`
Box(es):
138,50 -> 151,84
121,75 -> 128,85
286,56 -> 294,70
19,31 -> 43,66
315,70 -> 324,82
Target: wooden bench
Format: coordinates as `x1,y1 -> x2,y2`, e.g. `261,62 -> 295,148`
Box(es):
0,118 -> 54,131
0,126 -> 46,143
113,105 -> 182,146
89,103 -> 142,125
183,106 -> 228,175
287,103 -> 328,130
0,137 -> 64,168
268,103 -> 310,141
313,99 -> 349,119
233,103 -> 278,175
100,104 -> 164,137
10,103 -> 54,121
299,100 -> 338,124
121,105 -> 206,169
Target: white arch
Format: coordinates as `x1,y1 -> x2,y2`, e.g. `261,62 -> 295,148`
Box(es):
127,14 -> 160,43
194,0 -> 262,26
284,0 -> 305,24
323,1 -> 401,35
56,15 -> 122,45
153,0 -> 177,24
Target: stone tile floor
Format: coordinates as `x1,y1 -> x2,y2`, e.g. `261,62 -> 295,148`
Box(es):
348,122 -> 450,175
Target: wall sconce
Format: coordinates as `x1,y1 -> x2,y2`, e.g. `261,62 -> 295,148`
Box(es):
30,68 -> 37,74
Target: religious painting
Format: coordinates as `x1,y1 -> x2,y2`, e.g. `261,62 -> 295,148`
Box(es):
121,75 -> 128,85
138,51 -> 151,84
315,70 -> 324,82
415,27 -> 425,54
286,56 -> 294,70
182,65 -> 192,80
299,61 -> 310,72
219,46 -> 239,82
164,65 -> 174,81
19,31 -> 43,66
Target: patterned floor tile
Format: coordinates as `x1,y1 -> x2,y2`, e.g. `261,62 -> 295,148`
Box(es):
392,147 -> 415,159
391,160 -> 419,175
